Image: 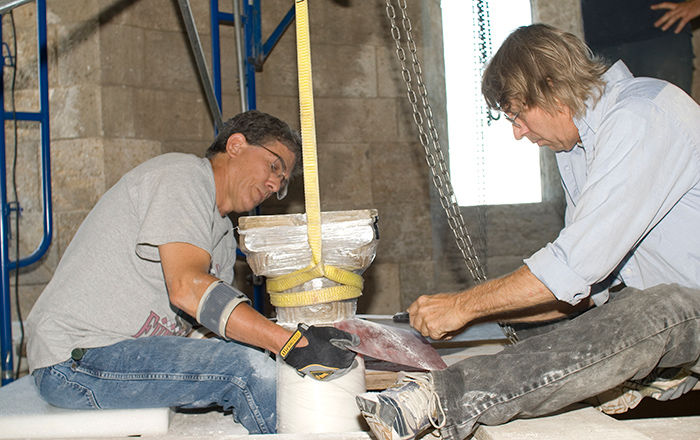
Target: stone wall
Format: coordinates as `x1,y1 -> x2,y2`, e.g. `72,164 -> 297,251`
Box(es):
4,0 -> 700,329
5,0 -> 437,322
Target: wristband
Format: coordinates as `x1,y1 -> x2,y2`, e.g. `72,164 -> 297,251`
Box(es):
196,280 -> 250,338
280,325 -> 305,359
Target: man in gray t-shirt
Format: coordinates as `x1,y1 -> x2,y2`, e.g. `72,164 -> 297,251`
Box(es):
27,111 -> 357,434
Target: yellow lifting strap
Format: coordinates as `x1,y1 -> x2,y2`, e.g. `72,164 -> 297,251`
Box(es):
267,0 -> 363,308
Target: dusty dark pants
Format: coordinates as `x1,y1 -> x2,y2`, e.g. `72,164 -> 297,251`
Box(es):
433,284 -> 700,439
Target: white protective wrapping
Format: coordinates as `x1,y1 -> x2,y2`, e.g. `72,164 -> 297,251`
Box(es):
237,209 -> 379,278
238,210 -> 378,433
238,209 -> 379,325
276,353 -> 366,433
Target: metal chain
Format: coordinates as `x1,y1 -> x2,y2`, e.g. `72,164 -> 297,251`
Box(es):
384,0 -> 518,344
475,0 -> 499,126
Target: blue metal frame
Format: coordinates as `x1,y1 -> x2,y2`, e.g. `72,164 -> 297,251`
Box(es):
209,0 -> 294,312
209,0 -> 294,112
0,0 -> 52,385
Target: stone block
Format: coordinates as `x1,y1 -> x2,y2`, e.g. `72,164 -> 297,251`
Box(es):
5,5 -> 36,72
220,93 -> 246,122
185,0 -> 212,35
5,133 -> 42,213
258,181 -> 306,217
257,33 -> 298,99
398,260 -> 435,310
50,138 -> 105,211
450,204 -> 490,260
317,142 -> 373,208
49,0 -> 100,24
311,44 -> 377,98
374,200 -> 432,264
100,23 -> 144,87
132,89 -> 210,141
255,96 -> 301,132
485,255 -> 525,279
474,405 -> 654,440
5,12 -> 40,93
7,213 -> 57,287
103,138 -> 162,188
436,203 -> 563,262
433,257 -> 478,294
97,0 -> 187,33
314,97 -> 397,143
376,43 -> 406,99
101,85 -> 137,137
319,199 -> 376,214
485,202 -> 563,257
217,26 -> 248,98
395,96 -> 422,143
49,85 -> 102,139
308,0 -> 394,48
370,141 -> 430,205
540,147 -> 565,203
532,0 -> 584,38
6,90 -> 41,114
55,18 -> 101,87
358,262 -> 401,315
55,210 -> 90,258
162,140 -> 208,157
7,206 -> 43,261
260,0 -> 295,36
10,284 -> 45,322
143,29 -> 200,93
620,416 -> 700,440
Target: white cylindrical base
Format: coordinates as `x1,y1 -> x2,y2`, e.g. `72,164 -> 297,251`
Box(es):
276,355 -> 366,433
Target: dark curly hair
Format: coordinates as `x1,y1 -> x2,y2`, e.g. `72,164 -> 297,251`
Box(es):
205,110 -> 302,176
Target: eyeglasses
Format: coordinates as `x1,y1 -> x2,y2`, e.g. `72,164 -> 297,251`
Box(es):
503,110 -> 522,129
257,144 -> 289,200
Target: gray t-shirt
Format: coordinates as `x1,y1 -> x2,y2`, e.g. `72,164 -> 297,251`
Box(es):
27,153 -> 236,372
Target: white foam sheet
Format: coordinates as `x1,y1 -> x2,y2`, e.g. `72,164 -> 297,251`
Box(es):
0,376 -> 170,438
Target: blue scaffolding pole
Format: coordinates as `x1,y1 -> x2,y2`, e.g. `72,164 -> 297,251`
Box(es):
208,0 -> 294,312
210,0 -> 294,112
0,0 -> 52,385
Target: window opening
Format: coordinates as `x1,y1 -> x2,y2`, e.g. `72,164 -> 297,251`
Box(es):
442,0 -> 539,206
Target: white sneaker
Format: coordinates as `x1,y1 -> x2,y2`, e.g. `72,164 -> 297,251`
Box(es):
356,372 -> 446,440
592,368 -> 698,415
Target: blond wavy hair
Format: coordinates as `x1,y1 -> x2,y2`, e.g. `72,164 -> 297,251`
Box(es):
481,24 -> 608,118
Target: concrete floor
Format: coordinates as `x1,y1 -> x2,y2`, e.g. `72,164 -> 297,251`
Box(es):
2,335 -> 698,439
126,404 -> 700,440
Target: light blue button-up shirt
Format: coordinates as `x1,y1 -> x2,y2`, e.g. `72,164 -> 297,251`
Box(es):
525,61 -> 700,306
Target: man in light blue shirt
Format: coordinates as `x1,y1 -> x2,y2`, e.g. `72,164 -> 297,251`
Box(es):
357,24 -> 700,440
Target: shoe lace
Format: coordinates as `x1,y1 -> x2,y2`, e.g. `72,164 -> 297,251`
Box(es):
398,373 -> 447,431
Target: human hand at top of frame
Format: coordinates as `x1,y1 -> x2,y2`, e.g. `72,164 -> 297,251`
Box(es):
651,0 -> 700,34
407,292 -> 470,340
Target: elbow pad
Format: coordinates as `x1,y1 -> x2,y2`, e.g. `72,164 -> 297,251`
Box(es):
195,280 -> 250,338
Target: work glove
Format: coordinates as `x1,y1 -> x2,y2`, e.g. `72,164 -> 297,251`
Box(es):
280,323 -> 359,381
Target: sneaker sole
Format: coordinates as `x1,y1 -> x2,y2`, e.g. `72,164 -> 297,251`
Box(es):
378,394 -> 412,438
357,394 -> 408,440
361,410 -> 397,440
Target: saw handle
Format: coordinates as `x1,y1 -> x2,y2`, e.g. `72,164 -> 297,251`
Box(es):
392,311 -> 410,323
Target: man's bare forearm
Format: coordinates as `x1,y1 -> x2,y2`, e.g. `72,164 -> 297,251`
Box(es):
408,265 -> 578,339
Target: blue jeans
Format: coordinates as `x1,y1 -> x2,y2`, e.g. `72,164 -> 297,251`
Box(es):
433,284 -> 700,439
32,336 -> 276,434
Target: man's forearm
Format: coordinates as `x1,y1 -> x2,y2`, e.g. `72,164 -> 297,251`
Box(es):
224,303 -> 295,353
460,265 -> 558,321
408,265 -> 569,339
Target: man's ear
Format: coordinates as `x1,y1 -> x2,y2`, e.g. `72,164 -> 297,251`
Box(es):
225,133 -> 247,157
